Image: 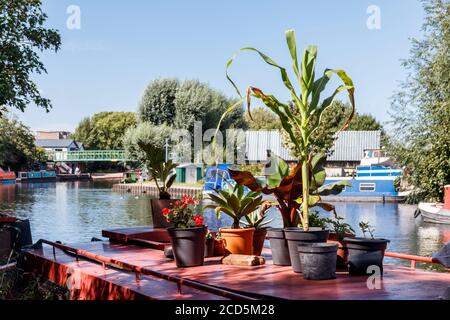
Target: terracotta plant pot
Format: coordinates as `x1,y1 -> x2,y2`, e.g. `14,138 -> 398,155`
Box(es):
204,238 -> 215,257
213,238 -> 225,256
167,226 -> 206,267
344,237 -> 390,275
327,232 -> 355,269
267,228 -> 291,266
252,228 -> 267,256
220,227 -> 255,255
284,227 -> 330,273
150,199 -> 177,228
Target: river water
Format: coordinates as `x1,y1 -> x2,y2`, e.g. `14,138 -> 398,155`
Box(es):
1,181 -> 449,267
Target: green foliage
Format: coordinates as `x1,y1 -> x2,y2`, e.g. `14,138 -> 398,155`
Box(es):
143,159 -> 177,199
239,163 -> 264,176
0,114 -> 41,171
138,78 -> 179,125
72,112 -> 137,150
324,216 -> 355,242
388,0 -> 450,202
174,79 -> 245,132
283,101 -> 384,157
204,183 -> 265,229
123,122 -> 172,165
299,210 -> 327,229
222,29 -> 355,230
359,221 -> 375,239
245,107 -> 282,130
241,201 -> 273,229
0,0 -> 61,114
230,152 -> 350,228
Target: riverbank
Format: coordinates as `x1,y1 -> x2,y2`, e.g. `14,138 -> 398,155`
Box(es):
112,183 -> 202,198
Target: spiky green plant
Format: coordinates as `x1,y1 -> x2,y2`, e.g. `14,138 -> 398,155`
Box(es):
219,29 -> 355,230
204,183 -> 265,229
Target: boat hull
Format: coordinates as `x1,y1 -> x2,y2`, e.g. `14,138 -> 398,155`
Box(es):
418,203 -> 450,225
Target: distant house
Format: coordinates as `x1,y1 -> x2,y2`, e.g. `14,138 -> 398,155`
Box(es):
35,131 -> 71,140
245,130 -> 295,162
35,139 -> 84,152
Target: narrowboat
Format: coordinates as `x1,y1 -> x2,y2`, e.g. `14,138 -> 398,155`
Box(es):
17,170 -> 57,183
0,167 -> 16,184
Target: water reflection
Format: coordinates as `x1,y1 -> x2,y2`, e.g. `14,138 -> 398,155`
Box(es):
0,182 -> 448,266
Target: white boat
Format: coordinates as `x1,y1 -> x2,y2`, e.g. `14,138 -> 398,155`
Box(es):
415,185 -> 450,225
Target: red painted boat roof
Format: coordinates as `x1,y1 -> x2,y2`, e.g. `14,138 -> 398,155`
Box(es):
25,241 -> 450,300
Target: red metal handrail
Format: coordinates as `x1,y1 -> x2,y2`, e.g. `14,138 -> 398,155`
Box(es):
0,262 -> 16,273
385,251 -> 439,269
38,239 -> 256,300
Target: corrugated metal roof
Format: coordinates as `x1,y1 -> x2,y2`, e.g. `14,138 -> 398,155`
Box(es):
245,130 -> 295,162
245,130 -> 381,162
35,139 -> 78,148
327,131 -> 381,161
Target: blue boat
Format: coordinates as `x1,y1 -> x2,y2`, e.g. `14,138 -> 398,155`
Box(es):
325,165 -> 403,200
203,164 -> 235,192
18,170 -> 57,183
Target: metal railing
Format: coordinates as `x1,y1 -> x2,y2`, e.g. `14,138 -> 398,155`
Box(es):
46,150 -> 134,162
385,251 -> 440,269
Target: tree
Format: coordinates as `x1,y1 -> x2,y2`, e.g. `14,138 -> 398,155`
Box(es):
138,78 -> 179,125
0,0 -> 61,114
283,101 -> 384,157
173,79 -> 245,132
72,112 -> 137,150
123,122 -> 172,165
245,107 -> 281,130
388,0 -> 450,202
0,114 -> 39,171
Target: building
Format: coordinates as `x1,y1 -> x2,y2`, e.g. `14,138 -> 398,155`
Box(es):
244,130 -> 381,169
35,139 -> 84,152
35,131 -> 71,140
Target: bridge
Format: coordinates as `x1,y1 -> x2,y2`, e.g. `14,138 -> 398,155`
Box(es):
46,150 -> 135,162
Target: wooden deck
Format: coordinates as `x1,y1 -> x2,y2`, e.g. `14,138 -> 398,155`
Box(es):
22,228 -> 450,300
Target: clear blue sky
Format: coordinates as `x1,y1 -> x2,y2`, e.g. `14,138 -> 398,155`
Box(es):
17,0 -> 424,132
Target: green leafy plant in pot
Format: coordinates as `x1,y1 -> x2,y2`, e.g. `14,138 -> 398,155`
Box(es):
163,195 -> 206,267
344,221 -> 390,275
138,140 -> 177,228
204,182 -> 265,255
241,201 -> 273,256
324,216 -> 355,269
216,29 -> 355,272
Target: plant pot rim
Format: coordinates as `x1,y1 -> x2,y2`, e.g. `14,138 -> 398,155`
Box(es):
297,242 -> 338,253
284,227 -> 329,233
220,227 -> 255,233
343,236 -> 390,244
167,225 -> 206,231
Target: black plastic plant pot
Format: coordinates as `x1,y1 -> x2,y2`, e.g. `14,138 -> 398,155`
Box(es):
343,237 -> 390,275
267,228 -> 291,266
298,243 -> 338,280
284,227 -> 330,273
204,238 -> 215,258
167,226 -> 206,267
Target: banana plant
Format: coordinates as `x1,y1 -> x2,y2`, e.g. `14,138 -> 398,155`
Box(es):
219,29 -> 355,230
229,152 -> 351,228
204,182 -> 265,229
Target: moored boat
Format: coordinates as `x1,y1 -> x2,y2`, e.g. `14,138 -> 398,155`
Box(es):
0,167 -> 16,184
415,185 -> 450,225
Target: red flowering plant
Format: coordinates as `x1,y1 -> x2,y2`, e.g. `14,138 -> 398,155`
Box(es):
163,194 -> 204,229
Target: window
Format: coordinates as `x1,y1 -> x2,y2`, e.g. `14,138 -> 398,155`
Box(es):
360,183 -> 376,192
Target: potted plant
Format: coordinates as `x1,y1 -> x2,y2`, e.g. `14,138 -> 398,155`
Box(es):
229,153 -> 348,270
163,194 -> 206,267
213,232 -> 225,256
204,183 -> 265,255
324,216 -> 355,269
298,242 -> 338,280
204,230 -> 215,258
218,29 -> 355,271
241,201 -> 273,256
344,221 -> 390,275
